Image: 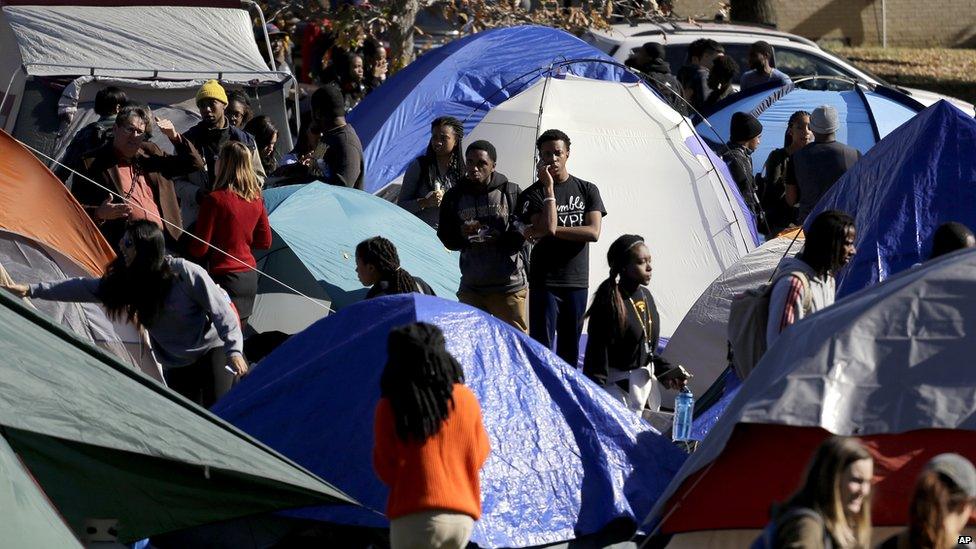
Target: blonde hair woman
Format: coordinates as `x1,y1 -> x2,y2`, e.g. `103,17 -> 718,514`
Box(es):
757,436 -> 873,548
188,141 -> 271,379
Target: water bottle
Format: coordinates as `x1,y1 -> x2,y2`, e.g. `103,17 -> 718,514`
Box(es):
672,386 -> 694,442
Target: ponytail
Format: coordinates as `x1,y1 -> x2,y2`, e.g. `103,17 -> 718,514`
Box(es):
356,236 -> 419,295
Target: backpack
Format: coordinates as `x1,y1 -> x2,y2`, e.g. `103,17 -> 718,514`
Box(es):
751,507 -> 834,549
727,269 -> 812,380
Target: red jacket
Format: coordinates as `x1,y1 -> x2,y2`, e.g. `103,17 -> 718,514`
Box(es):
188,189 -> 272,274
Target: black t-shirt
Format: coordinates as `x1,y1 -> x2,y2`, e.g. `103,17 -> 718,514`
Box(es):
583,285 -> 653,386
517,175 -> 606,288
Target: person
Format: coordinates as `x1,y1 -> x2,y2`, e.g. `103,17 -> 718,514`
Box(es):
187,141 -> 272,324
626,42 -> 686,115
583,235 -> 690,414
437,140 -> 528,331
767,210 -> 856,347
704,54 -> 740,109
183,80 -> 266,189
879,453 -> 976,549
308,84 -> 365,188
259,23 -> 293,75
786,105 -> 861,223
225,90 -> 254,129
397,116 -> 465,228
334,50 -> 367,112
677,38 -> 724,114
362,37 -> 388,93
1,220 -> 248,406
243,115 -> 280,176
356,236 -> 435,299
722,112 -> 764,226
930,222 -> 976,259
372,322 -> 490,549
740,41 -> 792,91
56,86 -> 127,184
518,129 -> 606,367
72,106 -> 203,249
759,110 -> 811,235
759,436 -> 873,548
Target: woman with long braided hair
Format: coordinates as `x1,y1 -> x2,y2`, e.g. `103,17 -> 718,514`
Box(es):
355,236 -> 435,299
397,116 -> 465,228
373,322 -> 490,548
582,234 -> 689,415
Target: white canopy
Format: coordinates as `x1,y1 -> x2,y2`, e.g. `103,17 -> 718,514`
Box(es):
1,4 -> 283,82
663,230 -> 803,394
466,75 -> 755,336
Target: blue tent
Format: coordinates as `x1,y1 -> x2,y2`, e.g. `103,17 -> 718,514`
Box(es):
697,83 -> 923,175
809,101 -> 976,298
347,25 -> 635,193
248,185 -> 461,335
214,295 -> 687,547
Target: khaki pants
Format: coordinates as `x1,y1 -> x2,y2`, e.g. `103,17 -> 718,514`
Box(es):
390,510 -> 474,549
458,288 -> 528,332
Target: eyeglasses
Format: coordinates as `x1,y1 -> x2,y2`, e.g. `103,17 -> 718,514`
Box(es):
119,124 -> 146,137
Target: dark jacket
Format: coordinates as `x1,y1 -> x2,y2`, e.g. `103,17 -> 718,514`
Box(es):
366,277 -> 435,299
55,116 -> 116,184
641,59 -> 687,115
437,172 -> 526,295
787,139 -> 861,222
722,142 -> 761,219
75,137 -> 203,245
183,122 -> 263,188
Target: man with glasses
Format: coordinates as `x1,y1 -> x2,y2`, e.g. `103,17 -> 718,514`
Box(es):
73,106 -> 204,250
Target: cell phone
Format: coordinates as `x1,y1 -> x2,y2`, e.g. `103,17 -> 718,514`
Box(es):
658,365 -> 692,382
224,365 -> 237,375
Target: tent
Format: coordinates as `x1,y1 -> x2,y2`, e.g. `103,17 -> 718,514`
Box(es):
0,129 -> 113,276
643,247 -> 976,547
347,25 -> 635,193
215,295 -> 687,548
697,82 -> 923,177
465,74 -> 757,338
0,1 -> 295,164
0,229 -> 162,380
0,434 -> 81,547
662,229 -> 803,396
809,100 -> 976,298
249,184 -> 461,335
0,286 -> 357,543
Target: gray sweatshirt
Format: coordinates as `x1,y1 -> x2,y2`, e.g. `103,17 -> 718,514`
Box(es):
766,256 -> 836,348
29,257 -> 243,369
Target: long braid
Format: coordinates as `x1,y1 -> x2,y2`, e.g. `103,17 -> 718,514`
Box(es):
426,116 -> 465,185
380,323 -> 466,442
356,236 -> 419,295
585,234 -> 646,337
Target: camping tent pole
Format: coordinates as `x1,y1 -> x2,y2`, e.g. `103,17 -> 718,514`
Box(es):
0,67 -> 23,130
243,0 -> 278,72
532,63 -> 558,181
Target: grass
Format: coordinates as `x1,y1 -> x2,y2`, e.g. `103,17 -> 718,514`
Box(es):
829,47 -> 976,104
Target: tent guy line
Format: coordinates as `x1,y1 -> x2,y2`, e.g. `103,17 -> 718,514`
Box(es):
18,138 -> 336,315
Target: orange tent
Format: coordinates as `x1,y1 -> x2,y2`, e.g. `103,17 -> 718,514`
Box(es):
0,130 -> 114,275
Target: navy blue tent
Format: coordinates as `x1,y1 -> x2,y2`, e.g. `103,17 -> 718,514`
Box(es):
809,101 -> 976,298
347,25 -> 634,193
697,82 -> 922,176
213,295 -> 686,547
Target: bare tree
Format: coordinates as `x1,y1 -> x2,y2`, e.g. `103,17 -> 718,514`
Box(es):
729,0 -> 776,27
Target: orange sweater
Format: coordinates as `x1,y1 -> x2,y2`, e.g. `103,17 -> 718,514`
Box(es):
372,384 -> 491,520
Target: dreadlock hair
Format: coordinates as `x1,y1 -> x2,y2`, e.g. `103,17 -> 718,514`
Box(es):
98,220 -> 175,328
784,110 -> 811,148
584,234 -> 646,336
424,116 -> 465,181
380,322 -> 465,442
802,210 -> 856,277
356,236 -> 419,295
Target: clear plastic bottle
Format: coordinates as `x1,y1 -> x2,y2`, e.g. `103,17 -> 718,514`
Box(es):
672,386 -> 695,442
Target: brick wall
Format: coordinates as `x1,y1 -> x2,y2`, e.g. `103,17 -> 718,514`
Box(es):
670,0 -> 976,47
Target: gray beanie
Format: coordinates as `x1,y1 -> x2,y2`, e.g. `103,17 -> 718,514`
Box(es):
809,105 -> 840,134
926,453 -> 976,498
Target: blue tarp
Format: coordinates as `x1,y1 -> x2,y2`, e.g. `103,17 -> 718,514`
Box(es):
697,83 -> 922,177
808,101 -> 976,298
347,25 -> 635,193
213,295 -> 687,547
262,184 -> 461,309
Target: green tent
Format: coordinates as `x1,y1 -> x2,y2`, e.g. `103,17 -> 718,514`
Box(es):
0,434 -> 81,547
0,289 -> 357,542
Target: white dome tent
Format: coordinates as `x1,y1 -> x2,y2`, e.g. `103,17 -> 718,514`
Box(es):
465,72 -> 757,338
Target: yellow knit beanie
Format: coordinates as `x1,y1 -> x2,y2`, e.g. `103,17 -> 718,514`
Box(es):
196,80 -> 228,105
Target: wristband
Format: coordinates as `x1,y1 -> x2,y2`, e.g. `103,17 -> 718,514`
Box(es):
543,197 -> 556,203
